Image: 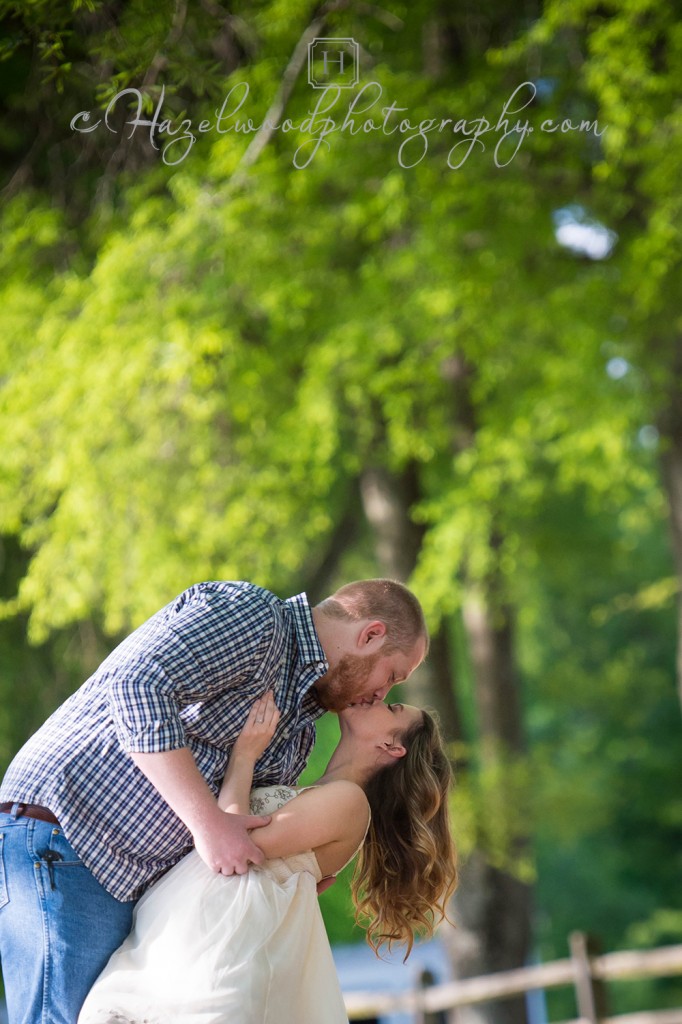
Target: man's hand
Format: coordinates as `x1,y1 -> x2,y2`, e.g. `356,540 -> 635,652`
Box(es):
193,804 -> 271,875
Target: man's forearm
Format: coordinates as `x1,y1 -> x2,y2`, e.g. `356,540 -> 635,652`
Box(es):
129,741 -> 271,876
129,747 -> 222,834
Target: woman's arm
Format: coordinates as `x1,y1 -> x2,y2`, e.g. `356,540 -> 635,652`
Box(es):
250,780 -> 370,865
218,691 -> 280,814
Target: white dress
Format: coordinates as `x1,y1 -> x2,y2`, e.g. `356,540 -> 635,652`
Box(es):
78,786 -> 366,1024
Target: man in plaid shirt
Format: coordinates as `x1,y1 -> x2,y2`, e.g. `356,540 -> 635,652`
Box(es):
0,578 -> 427,1024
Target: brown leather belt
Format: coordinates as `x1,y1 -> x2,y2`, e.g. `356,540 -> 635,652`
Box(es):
0,802 -> 60,825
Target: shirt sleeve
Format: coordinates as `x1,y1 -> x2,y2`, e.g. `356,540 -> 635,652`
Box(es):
109,657 -> 188,753
106,582 -> 280,753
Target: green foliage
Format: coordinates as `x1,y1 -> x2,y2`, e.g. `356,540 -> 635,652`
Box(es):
451,744 -> 536,884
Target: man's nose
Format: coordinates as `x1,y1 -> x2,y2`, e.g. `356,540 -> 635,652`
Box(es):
373,685 -> 391,702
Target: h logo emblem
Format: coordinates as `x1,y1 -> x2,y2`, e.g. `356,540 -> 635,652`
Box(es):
308,38 -> 360,89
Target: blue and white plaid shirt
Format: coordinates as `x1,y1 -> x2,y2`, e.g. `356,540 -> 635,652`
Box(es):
0,581 -> 328,900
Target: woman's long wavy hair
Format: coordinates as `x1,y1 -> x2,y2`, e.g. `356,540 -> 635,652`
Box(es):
351,710 -> 457,958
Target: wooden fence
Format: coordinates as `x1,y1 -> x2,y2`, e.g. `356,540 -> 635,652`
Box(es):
343,934 -> 682,1023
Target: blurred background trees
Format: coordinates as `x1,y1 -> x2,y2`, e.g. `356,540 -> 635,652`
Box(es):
0,1 -> 680,1020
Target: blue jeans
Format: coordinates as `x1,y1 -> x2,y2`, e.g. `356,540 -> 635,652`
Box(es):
0,807 -> 135,1024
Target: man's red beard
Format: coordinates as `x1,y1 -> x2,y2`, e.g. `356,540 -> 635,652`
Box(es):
313,650 -> 382,712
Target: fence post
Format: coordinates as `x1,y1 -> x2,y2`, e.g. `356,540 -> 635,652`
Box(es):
415,969 -> 448,1024
569,931 -> 609,1023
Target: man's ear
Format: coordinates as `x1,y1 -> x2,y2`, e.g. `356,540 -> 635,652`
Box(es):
358,620 -> 387,650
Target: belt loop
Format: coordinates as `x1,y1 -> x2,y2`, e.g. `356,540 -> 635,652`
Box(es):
10,802 -> 22,820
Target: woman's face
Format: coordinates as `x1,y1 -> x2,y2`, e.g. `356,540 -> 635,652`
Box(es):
338,701 -> 423,749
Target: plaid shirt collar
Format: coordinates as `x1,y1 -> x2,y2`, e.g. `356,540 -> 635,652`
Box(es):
284,592 -> 328,721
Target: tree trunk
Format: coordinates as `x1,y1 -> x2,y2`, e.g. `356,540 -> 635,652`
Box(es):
305,486 -> 363,605
441,569 -> 532,1024
440,355 -> 533,1024
462,550 -> 523,755
657,336 -> 682,711
359,463 -> 464,742
358,352 -> 534,1021
440,853 -> 533,1024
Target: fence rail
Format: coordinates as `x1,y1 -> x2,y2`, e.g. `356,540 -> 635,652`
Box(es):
343,937 -> 682,1022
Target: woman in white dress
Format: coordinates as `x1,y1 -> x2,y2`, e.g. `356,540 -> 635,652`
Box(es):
79,691 -> 457,1024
